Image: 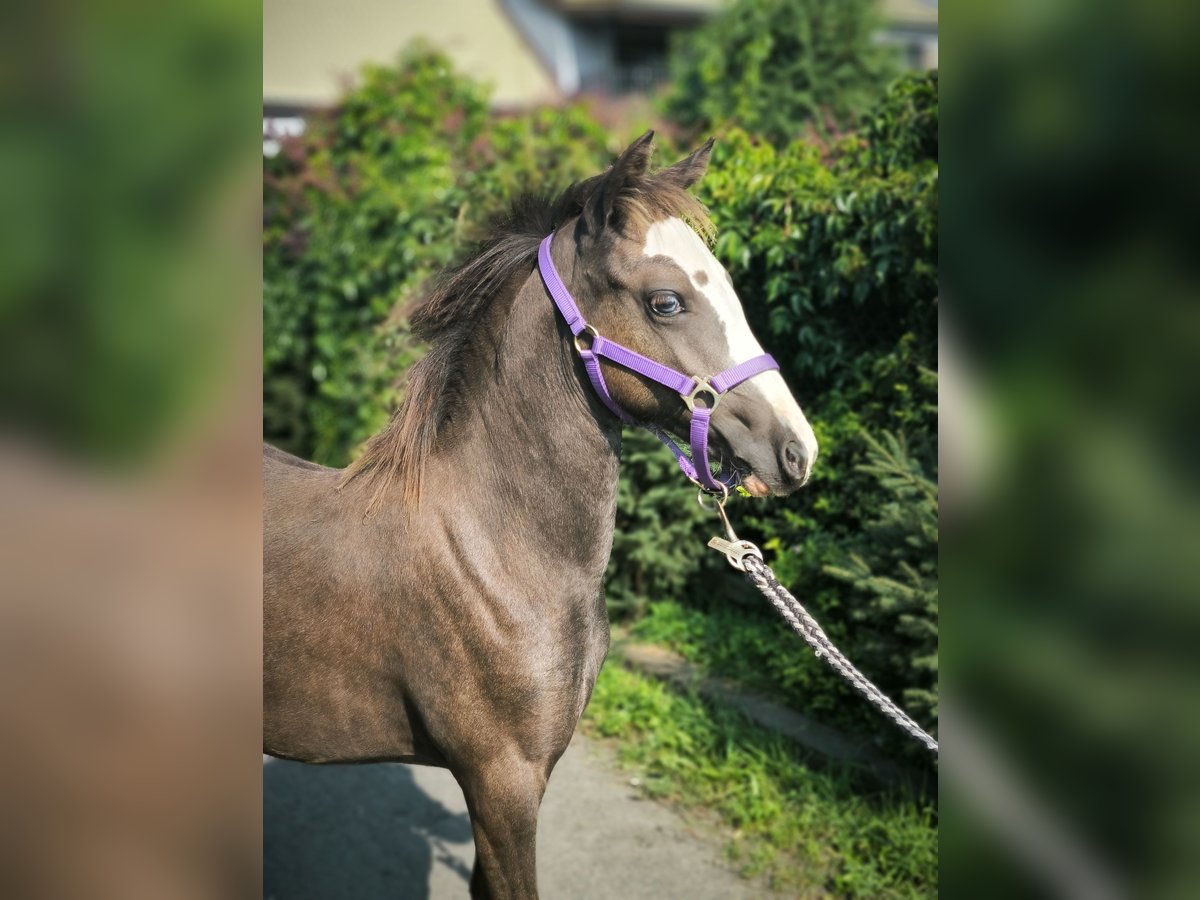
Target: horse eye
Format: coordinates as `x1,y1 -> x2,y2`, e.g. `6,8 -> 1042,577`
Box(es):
648,291 -> 683,317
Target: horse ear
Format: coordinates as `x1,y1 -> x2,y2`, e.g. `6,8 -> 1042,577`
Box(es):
583,130 -> 656,231
656,137 -> 715,191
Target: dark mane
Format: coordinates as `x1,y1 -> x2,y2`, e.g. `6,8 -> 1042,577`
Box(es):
340,169 -> 713,512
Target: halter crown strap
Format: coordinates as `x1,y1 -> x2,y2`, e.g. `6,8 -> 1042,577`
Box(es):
537,233 -> 779,492
538,236 -> 588,335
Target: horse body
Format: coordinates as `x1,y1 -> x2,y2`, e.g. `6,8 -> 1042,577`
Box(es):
265,268 -> 620,895
264,132 -> 817,898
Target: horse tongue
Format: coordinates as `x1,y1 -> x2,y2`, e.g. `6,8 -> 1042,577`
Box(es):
742,473 -> 770,497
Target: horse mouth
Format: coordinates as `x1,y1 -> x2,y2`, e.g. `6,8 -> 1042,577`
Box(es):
687,426 -> 779,498
721,454 -> 768,496
710,420 -> 811,498
703,430 -> 773,497
739,470 -> 772,497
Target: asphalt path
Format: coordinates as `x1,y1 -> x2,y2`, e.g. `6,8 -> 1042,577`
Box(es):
264,732 -> 759,899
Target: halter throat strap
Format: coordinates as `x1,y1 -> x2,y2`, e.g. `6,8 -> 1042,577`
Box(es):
537,233 -> 779,492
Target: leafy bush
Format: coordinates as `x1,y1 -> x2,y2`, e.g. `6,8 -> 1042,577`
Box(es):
825,430 -> 938,727
664,0 -> 900,144
264,45 -> 611,465
263,48 -> 483,462
628,426 -> 940,744
689,73 -> 939,747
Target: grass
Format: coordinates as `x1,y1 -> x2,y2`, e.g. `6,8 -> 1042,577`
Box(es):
581,662 -> 938,898
629,598 -> 910,751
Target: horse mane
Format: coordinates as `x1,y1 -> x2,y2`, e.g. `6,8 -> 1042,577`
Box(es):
339,166 -> 713,513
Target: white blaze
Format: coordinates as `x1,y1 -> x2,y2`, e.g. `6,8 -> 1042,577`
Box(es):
643,218 -> 818,469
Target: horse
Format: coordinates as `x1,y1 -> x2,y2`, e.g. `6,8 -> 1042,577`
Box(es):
263,131 -> 819,898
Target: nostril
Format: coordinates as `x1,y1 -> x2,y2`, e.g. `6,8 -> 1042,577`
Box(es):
782,440 -> 808,480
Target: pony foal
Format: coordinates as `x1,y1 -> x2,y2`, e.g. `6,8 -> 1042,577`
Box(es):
264,132 -> 817,898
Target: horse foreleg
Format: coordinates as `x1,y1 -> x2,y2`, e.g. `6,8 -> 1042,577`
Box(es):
456,756 -> 547,900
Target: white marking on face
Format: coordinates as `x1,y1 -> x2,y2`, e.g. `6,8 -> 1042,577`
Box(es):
643,218 -> 818,470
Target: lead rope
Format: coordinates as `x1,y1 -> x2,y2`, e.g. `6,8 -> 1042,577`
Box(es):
704,494 -> 939,755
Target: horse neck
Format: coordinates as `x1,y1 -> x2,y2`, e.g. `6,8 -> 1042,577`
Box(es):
418,265 -> 623,576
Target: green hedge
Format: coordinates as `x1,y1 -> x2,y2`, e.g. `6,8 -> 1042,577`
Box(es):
701,74 -> 938,736
263,48 -> 938,752
613,75 -> 938,745
663,0 -> 900,144
264,45 -> 613,464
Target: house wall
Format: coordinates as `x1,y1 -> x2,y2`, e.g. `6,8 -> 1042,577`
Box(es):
264,0 -> 560,107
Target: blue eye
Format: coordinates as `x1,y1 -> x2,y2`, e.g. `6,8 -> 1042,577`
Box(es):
648,291 -> 683,317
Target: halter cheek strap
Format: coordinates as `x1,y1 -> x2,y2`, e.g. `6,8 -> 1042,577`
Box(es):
537,233 -> 779,493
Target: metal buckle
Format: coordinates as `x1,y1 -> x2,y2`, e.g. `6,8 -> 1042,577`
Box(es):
707,536 -> 763,572
697,487 -> 764,571
695,481 -> 730,507
573,324 -> 599,354
681,377 -> 720,412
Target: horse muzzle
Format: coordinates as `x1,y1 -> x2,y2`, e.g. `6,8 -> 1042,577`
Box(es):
714,413 -> 818,498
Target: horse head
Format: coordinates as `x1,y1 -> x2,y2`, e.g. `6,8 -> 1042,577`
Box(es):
554,131 -> 818,497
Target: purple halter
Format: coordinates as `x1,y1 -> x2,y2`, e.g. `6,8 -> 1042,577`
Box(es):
537,233 -> 779,493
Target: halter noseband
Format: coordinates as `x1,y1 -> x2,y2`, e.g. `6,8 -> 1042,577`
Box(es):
537,233 -> 779,493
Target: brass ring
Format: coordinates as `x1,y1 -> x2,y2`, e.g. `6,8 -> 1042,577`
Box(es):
573,324 -> 599,354
682,378 -> 721,412
695,481 -> 730,510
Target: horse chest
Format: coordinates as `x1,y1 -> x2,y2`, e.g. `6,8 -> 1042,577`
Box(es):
411,582 -> 609,757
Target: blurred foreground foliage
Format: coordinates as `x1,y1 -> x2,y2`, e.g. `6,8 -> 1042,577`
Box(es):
2,0 -> 260,465
263,48 -> 937,757
939,2 -> 1200,895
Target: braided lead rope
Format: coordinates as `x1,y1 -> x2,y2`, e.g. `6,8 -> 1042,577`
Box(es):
741,555 -> 939,755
